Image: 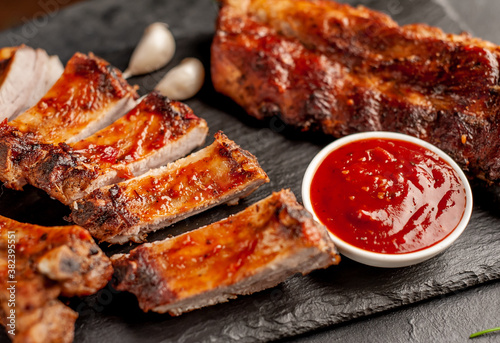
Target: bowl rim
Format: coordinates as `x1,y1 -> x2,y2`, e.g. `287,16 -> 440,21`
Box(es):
302,131 -> 473,268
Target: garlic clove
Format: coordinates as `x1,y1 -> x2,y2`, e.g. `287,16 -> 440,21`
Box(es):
154,58 -> 205,101
123,22 -> 175,79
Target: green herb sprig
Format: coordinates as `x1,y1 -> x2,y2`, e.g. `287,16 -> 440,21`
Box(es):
470,327 -> 500,339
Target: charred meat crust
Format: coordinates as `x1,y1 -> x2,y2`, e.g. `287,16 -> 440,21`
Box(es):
70,184 -> 141,240
112,250 -> 177,311
0,215 -> 113,343
111,189 -> 339,314
0,122 -> 100,192
0,121 -> 46,189
212,0 -> 500,183
23,143 -> 100,203
70,132 -> 269,243
42,52 -> 137,110
52,52 -> 136,99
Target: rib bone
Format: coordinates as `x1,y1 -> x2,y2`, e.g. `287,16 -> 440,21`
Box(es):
111,189 -> 340,315
70,132 -> 270,244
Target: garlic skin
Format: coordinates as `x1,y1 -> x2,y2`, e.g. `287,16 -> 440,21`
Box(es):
123,22 -> 175,79
155,58 -> 205,100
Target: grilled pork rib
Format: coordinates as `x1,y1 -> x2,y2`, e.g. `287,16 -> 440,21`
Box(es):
10,52 -> 138,144
212,0 -> 500,183
0,52 -> 138,189
70,132 -> 269,244
21,92 -> 208,204
0,46 -> 63,121
112,189 -> 340,315
0,215 -> 113,343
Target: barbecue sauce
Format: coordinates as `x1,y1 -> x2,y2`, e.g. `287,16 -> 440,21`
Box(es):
310,138 -> 466,254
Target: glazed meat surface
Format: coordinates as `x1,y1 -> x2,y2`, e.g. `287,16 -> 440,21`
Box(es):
0,215 -> 113,343
0,52 -> 138,189
112,189 -> 340,315
212,0 -> 500,182
10,52 -> 138,144
70,132 -> 269,244
21,92 -> 208,204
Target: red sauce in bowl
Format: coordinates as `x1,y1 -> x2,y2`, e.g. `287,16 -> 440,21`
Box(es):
310,138 -> 467,254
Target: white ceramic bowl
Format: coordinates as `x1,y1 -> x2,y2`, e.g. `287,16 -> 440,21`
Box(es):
302,131 -> 473,268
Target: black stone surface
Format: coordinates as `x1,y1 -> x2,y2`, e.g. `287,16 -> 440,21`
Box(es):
1,0 -> 500,342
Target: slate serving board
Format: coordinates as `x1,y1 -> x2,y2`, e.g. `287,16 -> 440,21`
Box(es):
1,0 -> 500,342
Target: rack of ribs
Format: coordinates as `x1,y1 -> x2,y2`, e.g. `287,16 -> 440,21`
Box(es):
112,189 -> 340,315
211,0 -> 500,183
70,132 -> 270,244
20,91 -> 208,204
0,215 -> 113,343
0,52 -> 138,189
0,46 -> 63,122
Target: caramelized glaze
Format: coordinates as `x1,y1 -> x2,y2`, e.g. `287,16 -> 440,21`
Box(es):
10,52 -> 137,143
71,92 -> 205,165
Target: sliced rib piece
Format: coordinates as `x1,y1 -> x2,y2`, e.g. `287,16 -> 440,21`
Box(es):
112,189 -> 340,315
0,46 -> 36,121
10,52 -> 138,144
21,92 -> 208,204
22,50 -> 64,119
0,215 -> 113,343
0,52 -> 138,189
70,132 -> 270,244
0,46 -> 29,121
0,46 -> 63,121
212,0 -> 500,183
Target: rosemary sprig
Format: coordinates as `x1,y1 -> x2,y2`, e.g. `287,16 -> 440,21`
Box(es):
470,327 -> 500,338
